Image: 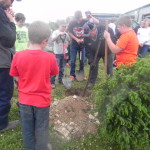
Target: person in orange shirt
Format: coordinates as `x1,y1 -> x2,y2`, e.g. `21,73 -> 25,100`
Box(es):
104,15 -> 139,68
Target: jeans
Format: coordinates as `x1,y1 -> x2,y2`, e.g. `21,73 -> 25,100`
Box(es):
70,45 -> 85,77
19,104 -> 50,150
0,68 -> 14,130
51,54 -> 66,84
138,45 -> 150,58
88,53 -> 114,83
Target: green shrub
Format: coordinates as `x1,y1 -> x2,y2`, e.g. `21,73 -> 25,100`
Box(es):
95,58 -> 150,150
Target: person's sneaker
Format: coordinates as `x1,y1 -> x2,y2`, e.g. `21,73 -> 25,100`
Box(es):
70,76 -> 75,81
51,84 -> 56,89
83,77 -> 88,80
87,82 -> 94,88
0,120 -> 19,132
66,63 -> 70,66
59,80 -> 63,84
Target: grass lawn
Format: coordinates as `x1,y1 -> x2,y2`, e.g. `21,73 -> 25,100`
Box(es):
0,59 -> 111,150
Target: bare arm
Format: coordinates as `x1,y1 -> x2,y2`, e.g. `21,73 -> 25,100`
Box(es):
88,14 -> 99,25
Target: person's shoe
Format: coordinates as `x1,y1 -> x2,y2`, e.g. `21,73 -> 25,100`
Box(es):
51,84 -> 56,89
70,76 -> 75,81
59,80 -> 63,84
87,82 -> 94,88
0,120 -> 19,132
83,77 -> 88,80
66,63 -> 70,67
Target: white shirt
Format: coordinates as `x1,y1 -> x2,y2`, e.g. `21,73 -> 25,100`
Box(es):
137,27 -> 150,46
109,23 -> 116,35
52,30 -> 70,54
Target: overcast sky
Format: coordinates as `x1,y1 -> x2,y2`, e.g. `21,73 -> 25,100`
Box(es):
13,0 -> 150,23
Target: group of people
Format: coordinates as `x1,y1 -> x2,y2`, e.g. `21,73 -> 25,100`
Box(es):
0,0 -> 150,150
51,10 -> 149,88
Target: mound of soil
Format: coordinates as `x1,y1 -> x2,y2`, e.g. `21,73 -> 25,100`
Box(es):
50,95 -> 100,140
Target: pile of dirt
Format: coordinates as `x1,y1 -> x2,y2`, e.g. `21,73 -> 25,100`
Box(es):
50,95 -> 100,140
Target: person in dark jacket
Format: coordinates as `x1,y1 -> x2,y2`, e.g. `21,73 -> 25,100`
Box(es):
0,0 -> 21,132
84,22 -> 116,88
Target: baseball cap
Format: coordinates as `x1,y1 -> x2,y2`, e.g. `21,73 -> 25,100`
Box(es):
83,21 -> 95,37
85,11 -> 91,15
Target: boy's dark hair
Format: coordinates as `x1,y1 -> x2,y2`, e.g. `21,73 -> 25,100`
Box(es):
117,15 -> 132,27
74,10 -> 82,19
15,13 -> 26,22
28,21 -> 51,44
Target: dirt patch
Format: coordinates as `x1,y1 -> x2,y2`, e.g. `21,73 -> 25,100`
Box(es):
65,88 -> 91,97
50,95 -> 100,140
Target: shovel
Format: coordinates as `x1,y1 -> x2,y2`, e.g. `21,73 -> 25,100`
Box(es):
82,37 -> 103,97
76,50 -> 84,81
60,34 -> 72,89
62,75 -> 72,89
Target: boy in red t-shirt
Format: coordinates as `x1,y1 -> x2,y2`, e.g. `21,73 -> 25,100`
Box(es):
10,21 -> 59,150
104,16 -> 139,68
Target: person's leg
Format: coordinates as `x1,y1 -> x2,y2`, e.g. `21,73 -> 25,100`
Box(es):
0,68 -> 13,130
34,106 -> 50,150
79,47 -> 85,71
50,54 -> 60,84
138,45 -> 149,58
89,58 -> 100,83
107,53 -> 114,77
70,45 -> 78,77
58,54 -> 66,83
19,104 -> 35,150
141,45 -> 149,58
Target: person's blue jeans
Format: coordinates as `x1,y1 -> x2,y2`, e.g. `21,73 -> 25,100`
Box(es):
0,68 -> 14,130
51,54 -> 66,84
138,45 -> 150,58
88,53 -> 114,83
19,104 -> 50,150
70,45 -> 85,77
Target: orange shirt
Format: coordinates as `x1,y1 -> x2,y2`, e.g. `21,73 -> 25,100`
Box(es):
116,30 -> 139,67
10,50 -> 59,107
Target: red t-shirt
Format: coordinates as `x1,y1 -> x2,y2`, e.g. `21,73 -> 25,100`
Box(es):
10,49 -> 59,107
116,30 -> 139,67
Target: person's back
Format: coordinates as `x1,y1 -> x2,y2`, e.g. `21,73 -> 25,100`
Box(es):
116,29 -> 138,66
13,49 -> 57,106
10,21 -> 59,150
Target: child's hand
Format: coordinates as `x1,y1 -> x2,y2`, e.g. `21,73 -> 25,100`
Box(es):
104,30 -> 110,39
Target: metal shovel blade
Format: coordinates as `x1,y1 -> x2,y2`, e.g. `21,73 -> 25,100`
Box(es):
75,70 -> 84,81
62,76 -> 72,89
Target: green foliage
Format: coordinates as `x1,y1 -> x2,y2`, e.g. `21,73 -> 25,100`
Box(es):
95,58 -> 150,150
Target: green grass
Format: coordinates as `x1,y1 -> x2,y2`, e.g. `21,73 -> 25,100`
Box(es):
0,59 -> 111,150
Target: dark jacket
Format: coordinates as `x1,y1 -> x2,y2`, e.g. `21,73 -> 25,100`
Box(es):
0,6 -> 16,68
84,24 -> 116,58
